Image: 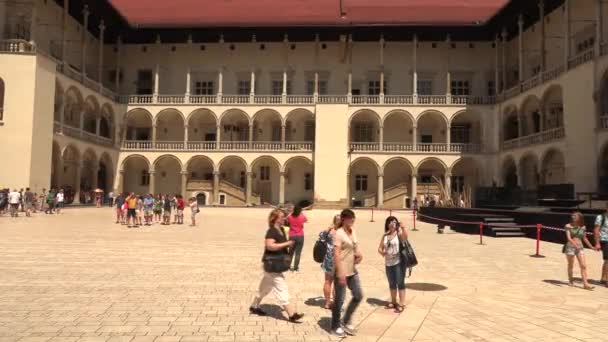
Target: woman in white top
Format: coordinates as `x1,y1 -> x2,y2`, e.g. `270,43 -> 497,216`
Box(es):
378,216 -> 408,313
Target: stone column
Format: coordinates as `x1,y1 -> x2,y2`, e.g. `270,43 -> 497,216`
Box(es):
501,28 -> 507,92
411,173 -> 418,202
313,71 -> 319,102
250,69 -> 256,102
539,2 -> 546,73
379,125 -> 384,151
213,171 -> 220,205
181,171 -> 188,199
184,125 -> 188,148
217,67 -> 223,103
216,125 -> 221,149
279,172 -> 285,206
494,35 -> 500,95
564,0 -> 570,68
248,123 -> 253,149
246,171 -> 252,206
154,35 -> 161,101
282,69 -> 287,103
413,34 -> 418,103
115,36 -> 121,92
445,173 -> 452,202
29,1 -> 37,44
97,20 -> 105,91
81,5 -> 89,78
518,14 -> 524,82
117,170 -> 124,194
346,171 -> 351,208
149,170 -> 155,195
347,71 -> 352,103
597,0 -> 603,56
412,125 -> 418,151
446,124 -> 451,149
185,66 -> 191,103
74,162 -> 82,203
95,117 -> 101,136
281,124 -> 286,150
151,124 -> 157,148
61,0 -> 69,65
379,70 -> 385,103
377,173 -> 384,208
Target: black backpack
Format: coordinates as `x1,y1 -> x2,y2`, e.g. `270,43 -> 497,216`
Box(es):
313,232 -> 328,263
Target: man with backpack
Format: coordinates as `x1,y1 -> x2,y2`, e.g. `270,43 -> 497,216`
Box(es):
594,209 -> 608,287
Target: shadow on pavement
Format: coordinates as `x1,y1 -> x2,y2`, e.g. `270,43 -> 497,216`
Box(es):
304,296 -> 326,308
366,297 -> 390,307
317,317 -> 332,333
406,282 -> 448,291
543,279 -> 570,287
259,304 -> 288,321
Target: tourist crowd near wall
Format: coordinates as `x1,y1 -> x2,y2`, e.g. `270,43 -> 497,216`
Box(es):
1,0 -> 608,208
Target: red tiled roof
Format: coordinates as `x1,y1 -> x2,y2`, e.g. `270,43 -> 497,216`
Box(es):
108,0 -> 510,27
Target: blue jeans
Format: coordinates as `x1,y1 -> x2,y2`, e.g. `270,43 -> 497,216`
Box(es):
332,273 -> 363,330
385,264 -> 406,290
290,236 -> 304,270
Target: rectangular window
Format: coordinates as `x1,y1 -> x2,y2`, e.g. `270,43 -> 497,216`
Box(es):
450,125 -> 471,144
271,80 -> 292,95
306,80 -> 328,95
238,80 -> 251,95
141,170 -> 150,186
194,81 -> 214,95
417,79 -> 433,95
351,89 -> 361,96
487,80 -> 495,97
355,175 -> 368,191
450,80 -> 470,96
368,80 -> 387,95
219,194 -> 226,205
136,69 -> 153,95
260,166 -> 270,181
240,171 -> 246,188
304,173 -> 312,191
420,135 -> 433,143
354,123 -> 373,142
451,175 -> 465,194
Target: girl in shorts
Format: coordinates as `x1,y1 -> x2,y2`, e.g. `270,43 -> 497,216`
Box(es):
564,212 -> 595,290
153,194 -> 163,223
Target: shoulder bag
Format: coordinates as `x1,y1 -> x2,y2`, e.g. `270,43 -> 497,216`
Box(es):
262,227 -> 292,273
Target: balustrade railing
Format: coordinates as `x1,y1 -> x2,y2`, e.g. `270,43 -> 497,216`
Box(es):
156,141 -> 185,150
351,95 -> 380,105
384,95 -> 414,105
502,127 -> 565,150
190,95 -> 217,104
416,143 -> 448,152
449,143 -> 481,153
220,141 -> 251,150
286,95 -> 315,104
600,116 -> 608,130
0,39 -> 35,53
284,142 -> 313,151
542,65 -> 564,82
418,95 -> 447,105
254,95 -> 282,104
350,142 -> 380,151
504,86 -> 520,100
158,95 -> 185,104
383,143 -> 414,152
222,95 -> 250,104
317,95 -> 348,103
521,75 -> 540,92
186,141 -> 217,150
251,142 -> 283,150
568,49 -> 594,69
123,140 -> 153,150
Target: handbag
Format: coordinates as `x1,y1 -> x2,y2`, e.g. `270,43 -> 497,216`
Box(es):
262,227 -> 292,273
399,239 -> 418,277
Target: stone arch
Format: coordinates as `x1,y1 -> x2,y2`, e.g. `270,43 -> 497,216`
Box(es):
349,109 -> 381,144
416,157 -> 448,200
54,80 -> 64,122
502,155 -> 518,188
124,108 -> 154,141
252,109 -> 283,142
98,152 -> 114,192
218,155 -> 248,190
153,154 -> 184,195
251,155 -> 282,205
64,86 -> 84,128
540,148 -> 566,185
417,110 -> 449,145
503,105 -> 520,141
121,154 -> 151,195
519,152 -> 540,190
349,157 -> 381,207
186,155 -> 216,181
450,157 -> 480,206
520,95 -> 541,135
540,84 -> 564,130
451,109 -> 482,144
382,157 -> 415,207
382,110 -> 415,147
219,108 -> 250,142
285,108 -> 315,142
155,108 -> 185,142
100,103 -> 114,139
283,156 -> 314,206
83,96 -> 101,134
187,108 -> 219,143
152,154 -> 184,172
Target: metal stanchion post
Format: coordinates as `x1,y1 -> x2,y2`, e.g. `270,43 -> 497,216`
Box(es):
370,207 -> 375,222
412,210 -> 418,231
530,224 -> 545,258
479,223 -> 484,245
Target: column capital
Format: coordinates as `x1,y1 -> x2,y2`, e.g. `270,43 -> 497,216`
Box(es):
180,171 -> 188,175
119,169 -> 125,174
378,173 -> 384,178
445,172 -> 452,178
98,20 -> 105,32
184,124 -> 189,129
517,14 -> 524,28
82,4 -> 90,17
213,171 -> 220,176
148,170 -> 156,175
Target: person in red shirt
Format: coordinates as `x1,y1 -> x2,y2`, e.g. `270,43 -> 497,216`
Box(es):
176,195 -> 186,225
287,205 -> 308,272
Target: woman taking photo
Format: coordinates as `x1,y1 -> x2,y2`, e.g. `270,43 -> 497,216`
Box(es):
250,208 -> 304,323
378,216 -> 408,312
320,214 -> 340,310
564,212 -> 594,290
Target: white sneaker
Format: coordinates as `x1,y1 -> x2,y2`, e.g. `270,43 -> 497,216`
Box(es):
332,327 -> 346,338
343,324 -> 356,336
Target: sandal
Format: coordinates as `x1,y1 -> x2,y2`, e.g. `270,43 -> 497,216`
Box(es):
583,285 -> 595,291
394,305 -> 405,313
323,302 -> 333,310
385,302 -> 397,309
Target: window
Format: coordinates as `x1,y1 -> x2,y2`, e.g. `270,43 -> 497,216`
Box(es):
0,78 -> 4,121
450,125 -> 471,144
260,166 -> 270,181
487,80 -> 495,97
194,81 -> 214,95
218,194 -> 226,205
421,135 -> 433,143
136,70 -> 153,95
368,80 -> 387,95
450,80 -> 470,96
354,123 -> 373,142
351,88 -> 361,95
304,121 -> 315,141
240,171 -> 246,188
304,173 -> 312,191
306,80 -> 328,95
451,176 -> 465,193
238,80 -> 251,95
271,80 -> 292,95
417,79 -> 433,95
355,175 -> 368,191
140,170 -> 150,186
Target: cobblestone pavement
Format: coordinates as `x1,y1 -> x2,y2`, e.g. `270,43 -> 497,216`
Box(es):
1,207 -> 608,342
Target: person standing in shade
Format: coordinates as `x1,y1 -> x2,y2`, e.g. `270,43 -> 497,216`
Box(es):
23,187 -> 34,217
378,216 -> 408,313
114,193 -> 125,224
55,189 -> 65,214
188,197 -> 198,227
39,188 -> 47,212
332,209 -> 363,337
564,212 -> 595,290
162,195 -> 172,225
287,205 -> 307,272
45,189 -> 55,214
594,207 -> 608,287
143,194 -> 154,226
153,194 -> 163,223
249,208 -> 304,323
108,191 -> 114,207
8,189 -> 20,217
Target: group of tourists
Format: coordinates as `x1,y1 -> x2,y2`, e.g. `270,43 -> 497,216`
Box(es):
563,209 -> 608,290
0,188 -> 65,217
113,192 -> 199,228
249,206 -> 416,338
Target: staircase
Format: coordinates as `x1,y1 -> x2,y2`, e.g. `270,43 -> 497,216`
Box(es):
484,217 -> 526,237
186,179 -> 261,206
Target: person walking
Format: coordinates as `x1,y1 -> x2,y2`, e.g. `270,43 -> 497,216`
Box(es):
8,189 -> 20,217
153,194 -> 163,223
39,188 -> 47,212
136,195 -> 144,226
331,209 -> 363,337
378,216 -> 408,313
55,189 -> 65,214
564,212 -> 595,290
143,194 -> 154,226
249,208 -> 304,323
188,197 -> 199,227
176,195 -> 185,225
287,205 -> 307,272
162,195 -> 172,225
321,214 -> 340,310
23,187 -> 34,217
114,193 -> 125,224
594,208 -> 608,287
45,189 -> 55,214
108,191 -> 114,207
